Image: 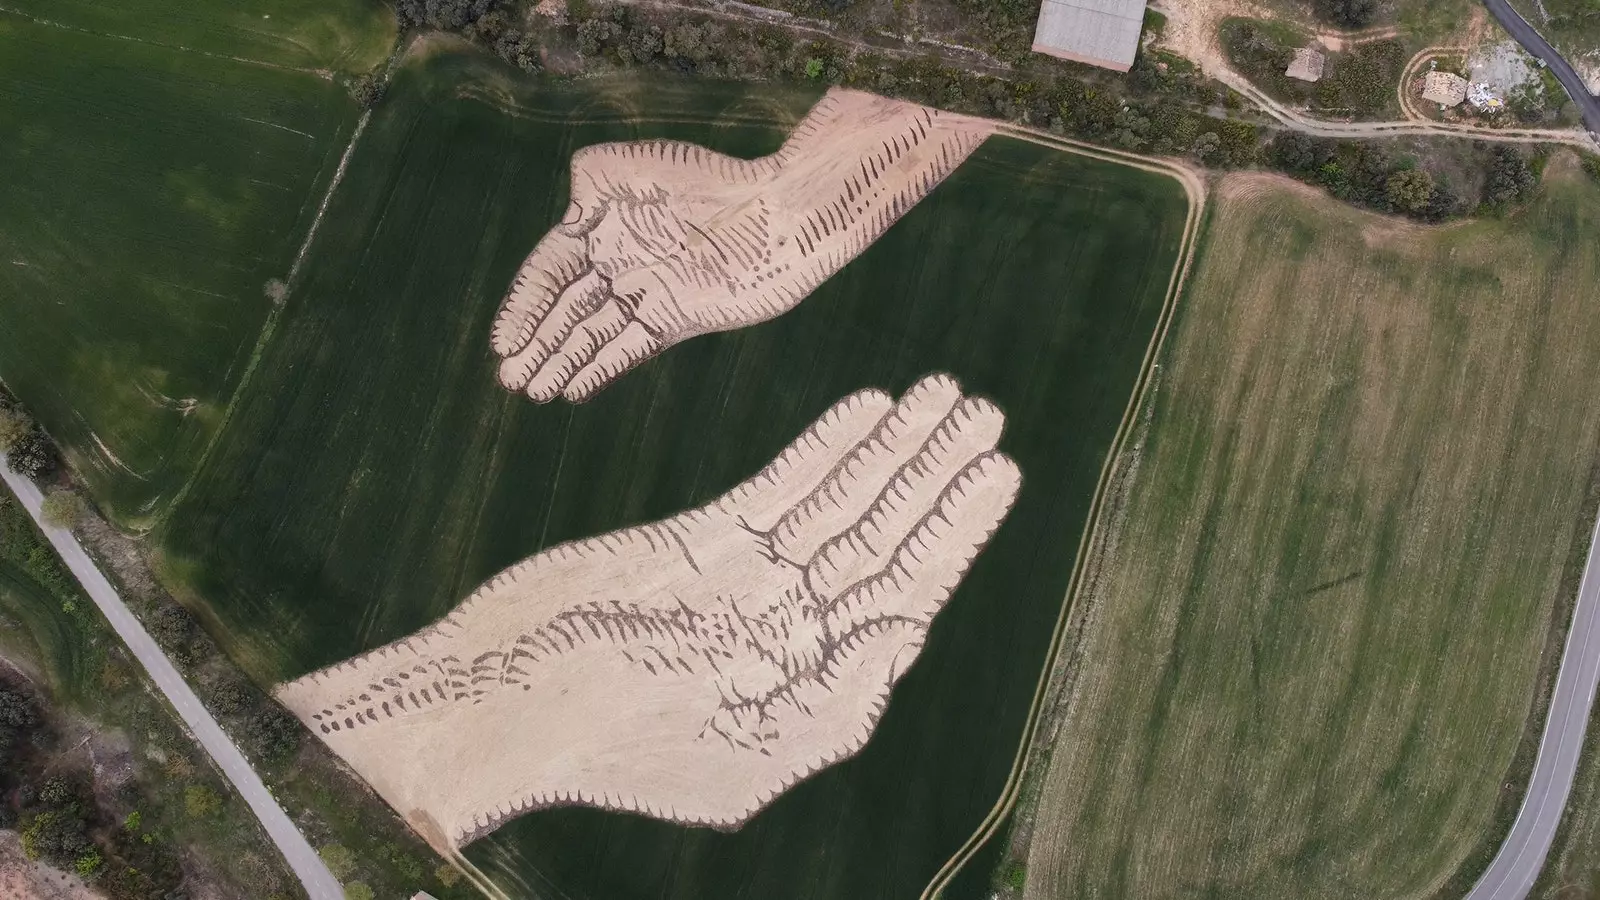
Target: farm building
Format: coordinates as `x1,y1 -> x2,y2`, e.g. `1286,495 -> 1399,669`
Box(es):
1420,71 -> 1469,106
1285,47 -> 1326,82
1468,81 -> 1506,112
1031,0 -> 1147,72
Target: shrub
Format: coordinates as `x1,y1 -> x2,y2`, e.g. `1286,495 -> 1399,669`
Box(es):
246,706 -> 303,763
21,809 -> 93,865
1386,167 -> 1435,213
74,849 -> 103,879
1482,146 -> 1538,207
0,407 -> 29,452
396,0 -> 497,29
1581,152 -> 1600,182
320,844 -> 357,880
1315,0 -> 1379,27
183,784 -> 222,819
40,491 -> 85,529
347,76 -> 385,109
344,881 -> 375,900
5,426 -> 56,478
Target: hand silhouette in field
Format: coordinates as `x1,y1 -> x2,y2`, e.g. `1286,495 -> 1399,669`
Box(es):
490,89 -> 991,403
276,375 -> 1021,847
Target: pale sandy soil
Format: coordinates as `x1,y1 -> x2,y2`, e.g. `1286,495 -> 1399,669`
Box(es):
0,833 -> 100,900
1577,52 -> 1600,93
488,88 -> 992,403
278,376 -> 1020,850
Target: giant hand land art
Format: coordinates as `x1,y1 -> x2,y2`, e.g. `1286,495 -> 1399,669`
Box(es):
277,376 -> 1020,847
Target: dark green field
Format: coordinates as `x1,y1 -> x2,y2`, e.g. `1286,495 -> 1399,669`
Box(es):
0,14 -> 364,528
3,0 -> 394,71
154,53 -> 1188,899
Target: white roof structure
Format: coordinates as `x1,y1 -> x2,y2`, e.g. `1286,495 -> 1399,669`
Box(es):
1285,47 -> 1326,82
1420,71 -> 1468,106
1031,0 -> 1147,72
1468,81 -> 1505,111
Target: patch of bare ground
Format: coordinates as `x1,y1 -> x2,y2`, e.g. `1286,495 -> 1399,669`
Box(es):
1020,166 -> 1600,900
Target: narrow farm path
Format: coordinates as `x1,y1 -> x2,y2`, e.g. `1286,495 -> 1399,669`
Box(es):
918,133 -> 1208,900
0,459 -> 344,900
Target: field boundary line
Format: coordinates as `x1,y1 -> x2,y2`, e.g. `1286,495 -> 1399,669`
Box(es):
155,109 -> 374,533
918,134 -> 1208,900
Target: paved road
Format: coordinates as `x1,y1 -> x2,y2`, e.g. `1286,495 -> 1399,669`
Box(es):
1466,507 -> 1600,900
1482,0 -> 1600,136
0,460 -> 344,900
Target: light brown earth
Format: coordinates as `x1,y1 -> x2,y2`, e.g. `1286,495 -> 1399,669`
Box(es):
489,88 -> 992,403
277,375 -> 1021,850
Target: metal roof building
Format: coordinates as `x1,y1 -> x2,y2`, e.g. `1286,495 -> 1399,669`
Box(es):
1031,0 -> 1147,72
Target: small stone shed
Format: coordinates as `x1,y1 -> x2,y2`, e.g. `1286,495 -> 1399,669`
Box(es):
1285,47 -> 1326,82
1420,71 -> 1469,107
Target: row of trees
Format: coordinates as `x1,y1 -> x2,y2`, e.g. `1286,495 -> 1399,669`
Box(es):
141,601 -> 304,764
1270,133 -> 1545,219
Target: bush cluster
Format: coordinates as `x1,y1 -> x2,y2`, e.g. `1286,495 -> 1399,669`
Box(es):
1,681 -> 188,900
1268,131 -> 1465,220
396,0 -> 497,30
0,389 -> 57,479
1583,152 -> 1600,182
1314,0 -> 1380,28
1481,145 -> 1539,208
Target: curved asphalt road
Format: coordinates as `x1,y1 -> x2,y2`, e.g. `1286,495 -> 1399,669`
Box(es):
0,459 -> 343,900
1466,506 -> 1600,900
1482,0 -> 1600,136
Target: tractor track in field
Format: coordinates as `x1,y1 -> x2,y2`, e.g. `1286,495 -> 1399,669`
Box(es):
0,4 -> 334,76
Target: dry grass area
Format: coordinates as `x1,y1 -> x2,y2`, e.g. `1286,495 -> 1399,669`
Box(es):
1023,160 -> 1600,900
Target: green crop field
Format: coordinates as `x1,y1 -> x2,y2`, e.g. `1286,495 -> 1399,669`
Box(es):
152,51 -> 1191,900
0,14 -> 365,529
1022,165 -> 1600,900
2,0 -> 394,71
